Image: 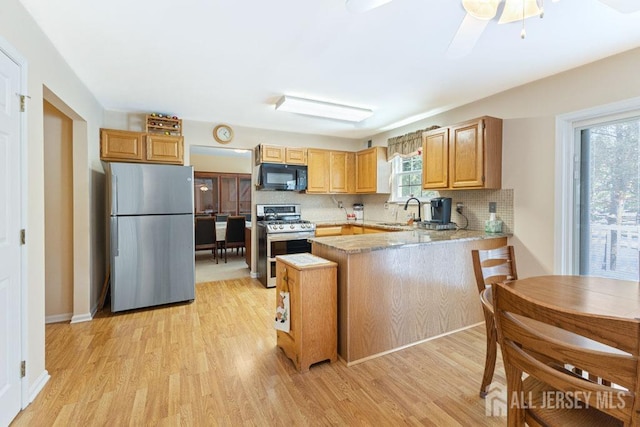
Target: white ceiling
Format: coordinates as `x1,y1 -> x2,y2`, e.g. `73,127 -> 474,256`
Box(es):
19,0 -> 640,139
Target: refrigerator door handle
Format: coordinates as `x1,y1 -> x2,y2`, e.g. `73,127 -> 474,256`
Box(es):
112,217 -> 119,256
112,175 -> 118,215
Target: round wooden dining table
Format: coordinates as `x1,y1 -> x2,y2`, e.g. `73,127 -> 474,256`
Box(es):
492,275 -> 640,319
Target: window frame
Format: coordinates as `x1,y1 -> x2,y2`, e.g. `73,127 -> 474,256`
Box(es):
555,97 -> 640,274
388,154 -> 438,204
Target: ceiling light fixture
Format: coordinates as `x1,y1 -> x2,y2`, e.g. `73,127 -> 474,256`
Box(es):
275,95 -> 373,122
345,0 -> 393,13
498,0 -> 543,24
461,0 -> 501,20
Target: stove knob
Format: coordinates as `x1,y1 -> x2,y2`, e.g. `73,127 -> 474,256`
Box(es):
290,224 -> 295,229
279,225 -> 284,229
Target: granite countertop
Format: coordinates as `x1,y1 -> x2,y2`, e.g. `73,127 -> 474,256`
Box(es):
309,227 -> 509,254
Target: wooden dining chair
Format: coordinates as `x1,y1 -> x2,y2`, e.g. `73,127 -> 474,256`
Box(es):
224,216 -> 246,263
471,245 -> 518,398
194,216 -> 220,264
493,281 -> 640,426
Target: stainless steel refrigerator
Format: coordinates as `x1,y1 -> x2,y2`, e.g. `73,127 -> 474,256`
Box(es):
106,162 -> 195,312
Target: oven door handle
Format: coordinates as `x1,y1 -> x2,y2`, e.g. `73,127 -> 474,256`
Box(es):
266,232 -> 315,242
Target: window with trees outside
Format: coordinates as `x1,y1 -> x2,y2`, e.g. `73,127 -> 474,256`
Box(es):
390,155 -> 437,202
578,116 -> 640,280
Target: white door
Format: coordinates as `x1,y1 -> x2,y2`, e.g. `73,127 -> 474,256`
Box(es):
0,49 -> 23,426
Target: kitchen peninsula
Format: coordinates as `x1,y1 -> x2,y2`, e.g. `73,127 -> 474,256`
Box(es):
310,228 -> 507,365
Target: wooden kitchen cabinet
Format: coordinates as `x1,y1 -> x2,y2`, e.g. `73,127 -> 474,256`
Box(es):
307,149 -> 356,194
306,148 -> 330,193
285,147 -> 307,165
315,225 -> 343,237
255,144 -> 307,165
355,147 -> 390,194
449,116 -> 501,189
100,129 -> 146,162
421,116 -> 502,190
275,254 -> 337,372
422,127 -> 449,189
146,134 -> 184,164
256,144 -> 285,163
100,128 -> 184,164
329,151 -> 355,193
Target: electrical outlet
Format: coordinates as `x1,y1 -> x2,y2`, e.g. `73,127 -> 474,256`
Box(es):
456,202 -> 463,214
338,201 -> 343,209
489,202 -> 497,213
384,202 -> 389,209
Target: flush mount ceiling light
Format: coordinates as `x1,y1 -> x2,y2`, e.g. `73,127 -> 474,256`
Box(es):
275,96 -> 373,122
345,0 -> 393,13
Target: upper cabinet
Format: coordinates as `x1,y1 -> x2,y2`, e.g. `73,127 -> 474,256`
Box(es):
101,128 -> 184,165
422,116 -> 502,190
146,134 -> 184,164
285,147 -> 307,165
100,129 -> 146,162
255,144 -> 307,165
422,127 -> 449,189
306,149 -> 359,194
306,149 -> 330,193
356,147 -> 390,194
329,150 -> 355,193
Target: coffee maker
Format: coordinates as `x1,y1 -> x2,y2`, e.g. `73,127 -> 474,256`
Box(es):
430,197 -> 452,224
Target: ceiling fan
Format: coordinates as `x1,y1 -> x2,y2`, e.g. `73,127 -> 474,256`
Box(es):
345,0 -> 640,58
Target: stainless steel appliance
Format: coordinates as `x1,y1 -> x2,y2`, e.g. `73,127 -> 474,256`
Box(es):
257,163 -> 307,191
106,162 -> 195,312
256,204 -> 316,288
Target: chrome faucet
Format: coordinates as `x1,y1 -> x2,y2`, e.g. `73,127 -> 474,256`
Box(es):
404,197 -> 422,222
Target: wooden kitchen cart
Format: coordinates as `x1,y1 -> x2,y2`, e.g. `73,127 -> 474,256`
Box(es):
275,254 -> 337,372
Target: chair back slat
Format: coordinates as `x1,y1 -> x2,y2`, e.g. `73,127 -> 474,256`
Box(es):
494,282 -> 640,425
472,246 -> 518,293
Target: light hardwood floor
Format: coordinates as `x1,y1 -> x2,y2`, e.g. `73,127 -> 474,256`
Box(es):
13,277 -> 506,426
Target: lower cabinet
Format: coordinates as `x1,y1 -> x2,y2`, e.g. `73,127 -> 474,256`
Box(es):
275,254 -> 337,372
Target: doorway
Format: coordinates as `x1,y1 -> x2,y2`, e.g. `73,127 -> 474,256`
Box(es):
43,101 -> 74,322
190,145 -> 253,283
577,116 -> 640,280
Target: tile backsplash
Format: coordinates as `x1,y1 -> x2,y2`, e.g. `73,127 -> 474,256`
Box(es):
254,189 -> 514,234
440,189 -> 513,234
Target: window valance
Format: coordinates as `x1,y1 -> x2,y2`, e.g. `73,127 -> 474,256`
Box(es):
387,125 -> 440,158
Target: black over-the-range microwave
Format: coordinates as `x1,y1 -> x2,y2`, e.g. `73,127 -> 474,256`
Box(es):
257,163 -> 307,191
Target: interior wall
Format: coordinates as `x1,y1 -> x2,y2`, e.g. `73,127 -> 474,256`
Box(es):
191,152 -> 251,173
368,47 -> 640,278
1,0 -> 105,400
43,100 -> 73,322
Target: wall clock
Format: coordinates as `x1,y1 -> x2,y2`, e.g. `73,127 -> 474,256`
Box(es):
213,124 -> 234,144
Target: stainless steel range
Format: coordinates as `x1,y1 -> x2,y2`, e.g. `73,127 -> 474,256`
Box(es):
256,204 -> 316,288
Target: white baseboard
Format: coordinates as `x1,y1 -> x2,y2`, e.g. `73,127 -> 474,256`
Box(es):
70,312 -> 93,323
250,271 -> 258,279
45,312 -> 73,324
26,369 -> 50,406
